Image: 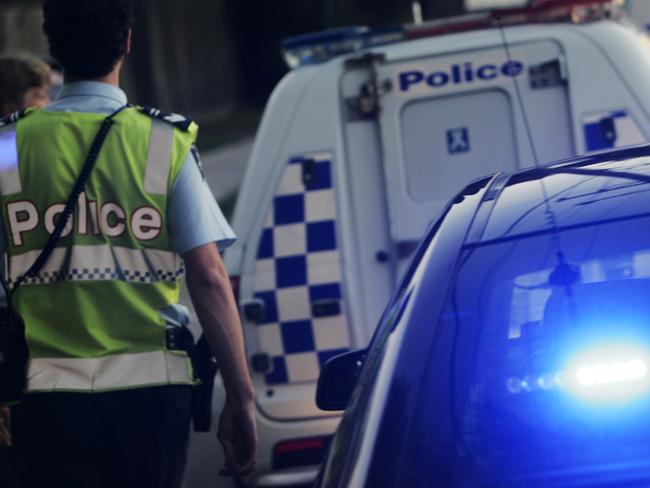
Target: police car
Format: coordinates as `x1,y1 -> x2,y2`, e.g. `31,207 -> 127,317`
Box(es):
225,1 -> 650,485
316,143 -> 650,487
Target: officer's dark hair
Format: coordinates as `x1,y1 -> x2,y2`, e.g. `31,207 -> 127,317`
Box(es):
42,0 -> 134,80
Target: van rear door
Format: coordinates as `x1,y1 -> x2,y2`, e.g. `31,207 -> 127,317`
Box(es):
375,39 -> 574,272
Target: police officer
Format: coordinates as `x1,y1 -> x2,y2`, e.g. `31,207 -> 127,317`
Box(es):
0,1 -> 257,486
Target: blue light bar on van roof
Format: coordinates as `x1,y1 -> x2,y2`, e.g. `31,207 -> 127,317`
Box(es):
281,26 -> 406,69
282,26 -> 369,69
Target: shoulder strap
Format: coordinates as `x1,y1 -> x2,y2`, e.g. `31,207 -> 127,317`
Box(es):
136,105 -> 196,133
0,108 -> 36,129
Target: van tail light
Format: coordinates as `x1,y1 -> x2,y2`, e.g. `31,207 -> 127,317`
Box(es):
272,436 -> 333,469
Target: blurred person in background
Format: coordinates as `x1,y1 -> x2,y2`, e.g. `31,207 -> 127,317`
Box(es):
0,52 -> 52,488
0,54 -> 51,117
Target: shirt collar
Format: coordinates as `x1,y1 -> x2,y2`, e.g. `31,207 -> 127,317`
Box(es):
56,81 -> 128,105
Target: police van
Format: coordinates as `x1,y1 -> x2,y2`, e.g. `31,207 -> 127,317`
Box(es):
223,0 -> 650,484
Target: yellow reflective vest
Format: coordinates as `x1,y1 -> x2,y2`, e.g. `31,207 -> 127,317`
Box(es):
0,107 -> 198,393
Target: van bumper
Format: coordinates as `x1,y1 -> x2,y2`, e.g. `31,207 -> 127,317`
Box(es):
246,411 -> 341,486
248,465 -> 320,487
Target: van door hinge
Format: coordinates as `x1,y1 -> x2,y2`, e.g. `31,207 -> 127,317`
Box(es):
529,57 -> 568,89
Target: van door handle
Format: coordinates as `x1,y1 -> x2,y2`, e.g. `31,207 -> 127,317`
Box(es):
241,298 -> 266,323
312,299 -> 341,318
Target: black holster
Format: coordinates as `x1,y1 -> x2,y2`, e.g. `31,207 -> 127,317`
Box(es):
189,335 -> 218,432
166,326 -> 218,432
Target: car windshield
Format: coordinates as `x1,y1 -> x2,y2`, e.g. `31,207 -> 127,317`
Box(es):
417,212 -> 650,486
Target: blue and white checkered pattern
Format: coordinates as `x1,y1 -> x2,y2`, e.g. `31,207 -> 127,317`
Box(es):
252,152 -> 350,385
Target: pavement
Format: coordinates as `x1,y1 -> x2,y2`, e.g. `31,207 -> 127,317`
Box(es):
200,137 -> 255,201
180,137 -> 253,488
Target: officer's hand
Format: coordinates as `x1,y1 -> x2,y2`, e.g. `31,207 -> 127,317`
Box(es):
217,399 -> 257,477
0,404 -> 11,447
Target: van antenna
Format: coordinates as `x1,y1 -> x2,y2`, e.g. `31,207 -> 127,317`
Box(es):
494,15 -> 580,292
495,15 -> 540,166
412,2 -> 424,25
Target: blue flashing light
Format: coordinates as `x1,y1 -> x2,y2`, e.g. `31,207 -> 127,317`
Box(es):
564,345 -> 650,403
575,359 -> 647,386
281,25 -> 406,69
507,344 -> 650,405
281,26 -> 369,69
361,26 -> 406,48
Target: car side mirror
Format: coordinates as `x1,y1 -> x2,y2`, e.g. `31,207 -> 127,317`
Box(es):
316,348 -> 367,411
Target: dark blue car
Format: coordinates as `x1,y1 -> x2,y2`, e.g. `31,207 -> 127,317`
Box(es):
316,145 -> 650,487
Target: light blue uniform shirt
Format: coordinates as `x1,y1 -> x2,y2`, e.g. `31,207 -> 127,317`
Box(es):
0,81 -> 236,256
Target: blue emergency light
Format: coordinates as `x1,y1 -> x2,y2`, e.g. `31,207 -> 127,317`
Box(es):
281,26 -> 369,69
507,344 -> 650,404
564,344 -> 650,403
281,26 -> 406,69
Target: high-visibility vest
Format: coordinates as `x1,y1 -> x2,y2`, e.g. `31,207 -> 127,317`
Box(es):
0,107 -> 198,393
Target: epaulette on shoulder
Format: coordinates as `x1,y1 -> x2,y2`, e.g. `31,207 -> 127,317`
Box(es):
0,107 -> 35,129
136,106 -> 195,132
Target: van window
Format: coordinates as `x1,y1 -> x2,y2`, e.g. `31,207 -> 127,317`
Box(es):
401,89 -> 517,203
414,213 -> 650,485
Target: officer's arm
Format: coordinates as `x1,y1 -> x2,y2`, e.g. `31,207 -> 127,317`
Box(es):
184,242 -> 257,475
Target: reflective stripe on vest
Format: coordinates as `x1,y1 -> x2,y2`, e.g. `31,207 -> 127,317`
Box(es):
0,117 -> 175,199
7,245 -> 183,287
144,119 -> 174,195
0,128 -> 21,195
27,350 -> 193,392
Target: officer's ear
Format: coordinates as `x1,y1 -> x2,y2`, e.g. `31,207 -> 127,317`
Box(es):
126,29 -> 132,55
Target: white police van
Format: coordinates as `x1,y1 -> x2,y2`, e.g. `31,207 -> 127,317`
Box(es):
627,0 -> 650,29
224,0 -> 650,485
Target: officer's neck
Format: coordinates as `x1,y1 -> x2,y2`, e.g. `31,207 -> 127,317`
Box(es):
65,62 -> 122,88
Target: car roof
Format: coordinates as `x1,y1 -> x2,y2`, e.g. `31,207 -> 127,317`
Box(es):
474,144 -> 650,245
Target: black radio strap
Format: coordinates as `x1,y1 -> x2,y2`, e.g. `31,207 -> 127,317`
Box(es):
3,104 -> 130,300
